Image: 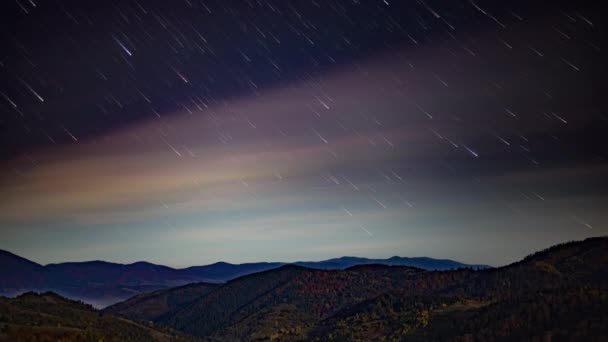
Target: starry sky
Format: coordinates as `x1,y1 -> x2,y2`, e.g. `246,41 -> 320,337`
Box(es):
0,0 -> 606,267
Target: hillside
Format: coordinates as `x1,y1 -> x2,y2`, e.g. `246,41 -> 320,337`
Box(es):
107,237 -> 608,341
104,282 -> 219,322
311,237 -> 608,341
0,251 -> 46,291
0,292 -> 191,341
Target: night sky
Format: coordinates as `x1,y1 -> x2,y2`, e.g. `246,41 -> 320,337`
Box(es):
1,0 -> 606,267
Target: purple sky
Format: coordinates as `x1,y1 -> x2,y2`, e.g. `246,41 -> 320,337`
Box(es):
0,0 -> 606,267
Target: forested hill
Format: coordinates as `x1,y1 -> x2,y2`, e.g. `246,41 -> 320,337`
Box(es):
0,292 -> 191,341
105,237 -> 608,341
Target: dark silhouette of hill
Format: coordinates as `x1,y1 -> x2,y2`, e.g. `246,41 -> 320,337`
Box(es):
104,282 -> 219,322
311,237 -> 608,341
106,237 -> 608,341
181,261 -> 284,282
0,250 -> 46,291
0,249 -> 482,308
0,291 -> 192,341
164,264 -> 425,340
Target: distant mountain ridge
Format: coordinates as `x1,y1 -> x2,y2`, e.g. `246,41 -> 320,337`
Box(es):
293,255 -> 487,270
0,250 -> 487,308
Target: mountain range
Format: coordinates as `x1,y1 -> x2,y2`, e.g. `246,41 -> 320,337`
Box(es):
1,237 -> 606,341
0,250 -> 486,308
107,236 -> 608,340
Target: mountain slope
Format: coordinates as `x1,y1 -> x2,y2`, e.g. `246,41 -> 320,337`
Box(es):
0,291 -> 191,341
0,250 -> 46,291
104,282 -> 219,322
203,265 -> 425,341
311,237 -> 608,341
118,264 -> 426,339
110,237 -> 607,341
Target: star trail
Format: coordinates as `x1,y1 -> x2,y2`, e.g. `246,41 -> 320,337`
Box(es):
0,0 -> 606,267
